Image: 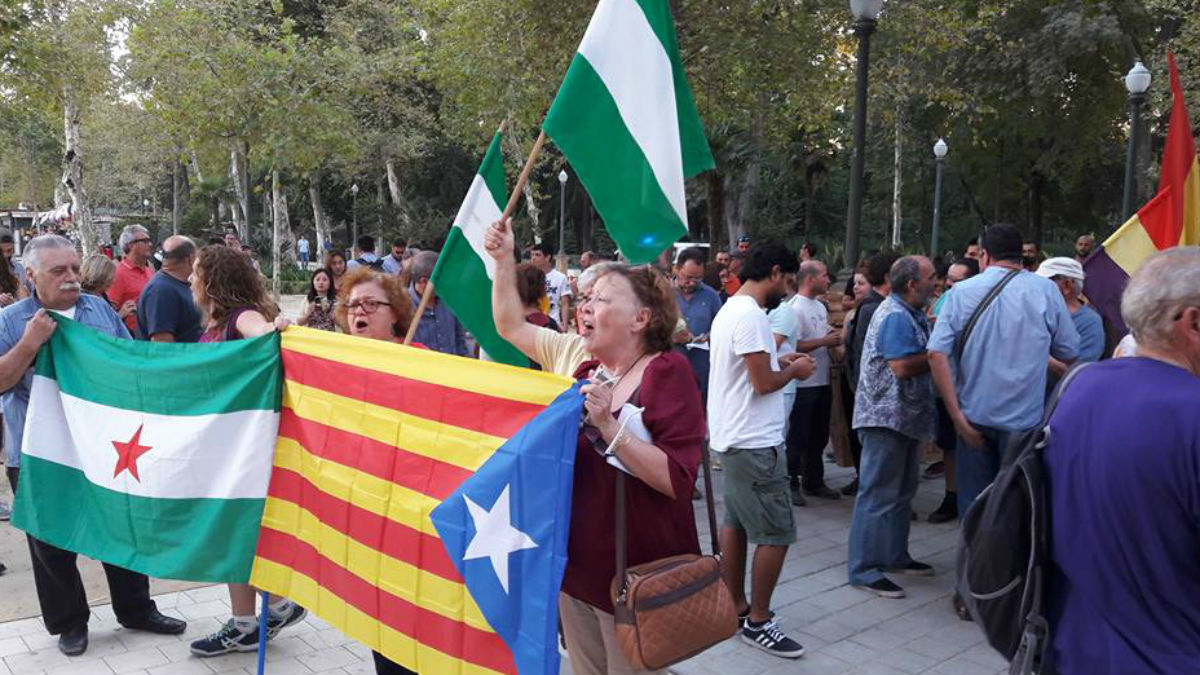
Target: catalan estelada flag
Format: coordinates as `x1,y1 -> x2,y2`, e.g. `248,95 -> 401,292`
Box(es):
249,327 -> 581,675
1086,52 -> 1200,335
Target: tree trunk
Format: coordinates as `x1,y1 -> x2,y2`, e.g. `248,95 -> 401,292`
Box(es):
172,158 -> 182,235
707,170 -> 725,256
230,142 -> 251,241
523,179 -> 541,236
60,83 -> 96,252
891,109 -> 903,249
309,176 -> 327,257
189,150 -> 204,184
385,158 -> 412,232
271,169 -> 283,298
1027,172 -> 1044,245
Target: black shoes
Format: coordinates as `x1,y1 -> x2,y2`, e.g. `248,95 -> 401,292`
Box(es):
789,482 -> 807,507
888,561 -> 935,577
121,609 -> 187,635
58,625 -> 88,656
854,578 -> 906,599
741,619 -> 805,659
929,492 -> 958,523
804,485 -> 841,500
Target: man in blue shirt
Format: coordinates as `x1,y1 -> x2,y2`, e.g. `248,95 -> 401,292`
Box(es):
672,247 -> 722,400
407,250 -> 469,356
849,256 -> 938,598
1036,257 -> 1105,375
927,224 -> 1078,518
1044,247 -> 1200,675
0,235 -> 186,656
137,236 -> 203,343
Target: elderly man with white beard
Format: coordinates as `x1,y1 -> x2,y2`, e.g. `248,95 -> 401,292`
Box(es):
0,234 -> 186,657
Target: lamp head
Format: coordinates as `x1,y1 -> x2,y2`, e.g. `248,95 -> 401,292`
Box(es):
933,138 -> 948,159
850,0 -> 884,21
1126,60 -> 1151,95
558,170 -> 568,185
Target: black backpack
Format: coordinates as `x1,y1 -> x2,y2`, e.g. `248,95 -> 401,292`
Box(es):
955,362 -> 1093,675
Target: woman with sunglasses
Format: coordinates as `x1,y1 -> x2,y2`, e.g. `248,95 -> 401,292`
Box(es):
186,245 -> 308,657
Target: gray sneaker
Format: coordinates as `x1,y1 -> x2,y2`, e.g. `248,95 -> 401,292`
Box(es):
0,501 -> 10,521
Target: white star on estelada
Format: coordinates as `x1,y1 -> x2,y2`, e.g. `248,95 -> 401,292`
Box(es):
463,485 -> 538,594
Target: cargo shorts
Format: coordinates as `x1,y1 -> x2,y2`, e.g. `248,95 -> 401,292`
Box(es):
721,444 -> 797,546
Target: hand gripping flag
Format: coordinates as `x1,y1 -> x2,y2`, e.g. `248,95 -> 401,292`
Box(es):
13,316 -> 281,583
1086,53 -> 1200,335
430,130 -> 529,367
249,327 -> 581,675
544,0 -> 714,264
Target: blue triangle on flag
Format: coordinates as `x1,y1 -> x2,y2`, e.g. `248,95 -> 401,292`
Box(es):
431,383 -> 582,675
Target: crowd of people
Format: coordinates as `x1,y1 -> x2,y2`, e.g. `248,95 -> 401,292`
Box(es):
0,216 -> 1195,675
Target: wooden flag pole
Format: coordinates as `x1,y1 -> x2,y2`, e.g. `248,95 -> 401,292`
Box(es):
403,128 -> 546,346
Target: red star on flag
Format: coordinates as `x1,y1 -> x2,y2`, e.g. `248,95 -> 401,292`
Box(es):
112,424 -> 153,482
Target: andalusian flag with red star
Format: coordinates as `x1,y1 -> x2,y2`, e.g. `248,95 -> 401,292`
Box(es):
11,315 -> 281,583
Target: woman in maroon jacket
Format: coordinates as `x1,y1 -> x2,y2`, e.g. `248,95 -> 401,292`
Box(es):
564,265 -> 705,675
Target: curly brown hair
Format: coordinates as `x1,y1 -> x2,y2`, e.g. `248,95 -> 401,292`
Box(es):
334,266 -> 414,337
599,265 -> 679,354
193,245 -> 278,328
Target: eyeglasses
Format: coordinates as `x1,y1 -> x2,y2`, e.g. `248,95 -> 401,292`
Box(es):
345,299 -> 391,314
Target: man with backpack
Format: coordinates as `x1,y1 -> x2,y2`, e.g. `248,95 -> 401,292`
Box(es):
1043,247 -> 1200,675
927,224 -> 1079,518
346,235 -> 383,271
847,256 -> 939,598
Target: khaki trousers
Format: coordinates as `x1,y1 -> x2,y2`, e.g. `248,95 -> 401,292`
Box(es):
558,593 -> 665,675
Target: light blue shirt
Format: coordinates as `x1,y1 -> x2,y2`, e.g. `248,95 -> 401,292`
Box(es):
768,298 -> 801,396
381,254 -> 404,276
928,266 -> 1079,431
1072,305 -> 1105,364
0,294 -> 131,467
345,252 -> 380,271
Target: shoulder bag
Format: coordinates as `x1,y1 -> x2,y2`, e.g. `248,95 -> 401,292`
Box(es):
610,441 -> 737,670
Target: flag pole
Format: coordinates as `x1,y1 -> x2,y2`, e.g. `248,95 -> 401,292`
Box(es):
403,127 -> 546,346
255,591 -> 270,675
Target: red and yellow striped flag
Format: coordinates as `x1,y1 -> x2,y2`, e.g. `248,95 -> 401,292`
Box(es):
1086,52 -> 1200,334
249,327 -> 579,675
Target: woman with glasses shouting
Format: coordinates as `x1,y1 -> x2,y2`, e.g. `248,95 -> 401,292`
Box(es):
334,267 -> 414,341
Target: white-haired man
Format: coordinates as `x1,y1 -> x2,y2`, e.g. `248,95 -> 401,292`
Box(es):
1037,257 -> 1106,382
110,224 -> 154,334
1044,247 -> 1200,675
0,235 -> 186,656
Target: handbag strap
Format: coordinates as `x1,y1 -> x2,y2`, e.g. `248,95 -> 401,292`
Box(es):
953,268 -> 1020,364
614,434 -> 720,595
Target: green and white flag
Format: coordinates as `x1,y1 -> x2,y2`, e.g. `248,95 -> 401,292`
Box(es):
430,131 -> 528,366
12,316 -> 281,583
544,0 -> 714,264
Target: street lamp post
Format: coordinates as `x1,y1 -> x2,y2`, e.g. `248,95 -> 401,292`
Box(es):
931,138 -> 948,257
843,0 -> 884,272
1122,60 -> 1151,221
350,183 -> 359,250
557,169 -> 568,258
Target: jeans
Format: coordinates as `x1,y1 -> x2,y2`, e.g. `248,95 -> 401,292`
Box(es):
786,385 -> 832,491
847,428 -> 920,585
955,423 -> 1024,516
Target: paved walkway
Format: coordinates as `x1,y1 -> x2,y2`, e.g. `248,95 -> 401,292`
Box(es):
0,462 -> 1007,675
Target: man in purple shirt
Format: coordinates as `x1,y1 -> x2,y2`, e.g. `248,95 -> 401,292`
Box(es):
1044,247 -> 1200,675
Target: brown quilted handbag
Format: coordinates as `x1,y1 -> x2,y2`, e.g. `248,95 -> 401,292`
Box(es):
610,446 -> 738,670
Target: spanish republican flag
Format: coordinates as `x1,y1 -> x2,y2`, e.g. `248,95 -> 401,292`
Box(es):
1086,52 -> 1200,334
250,327 -> 582,675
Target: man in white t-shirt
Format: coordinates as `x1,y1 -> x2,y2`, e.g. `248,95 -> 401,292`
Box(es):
708,241 -> 813,660
530,243 -> 572,329
787,260 -> 843,501
768,276 -> 802,506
